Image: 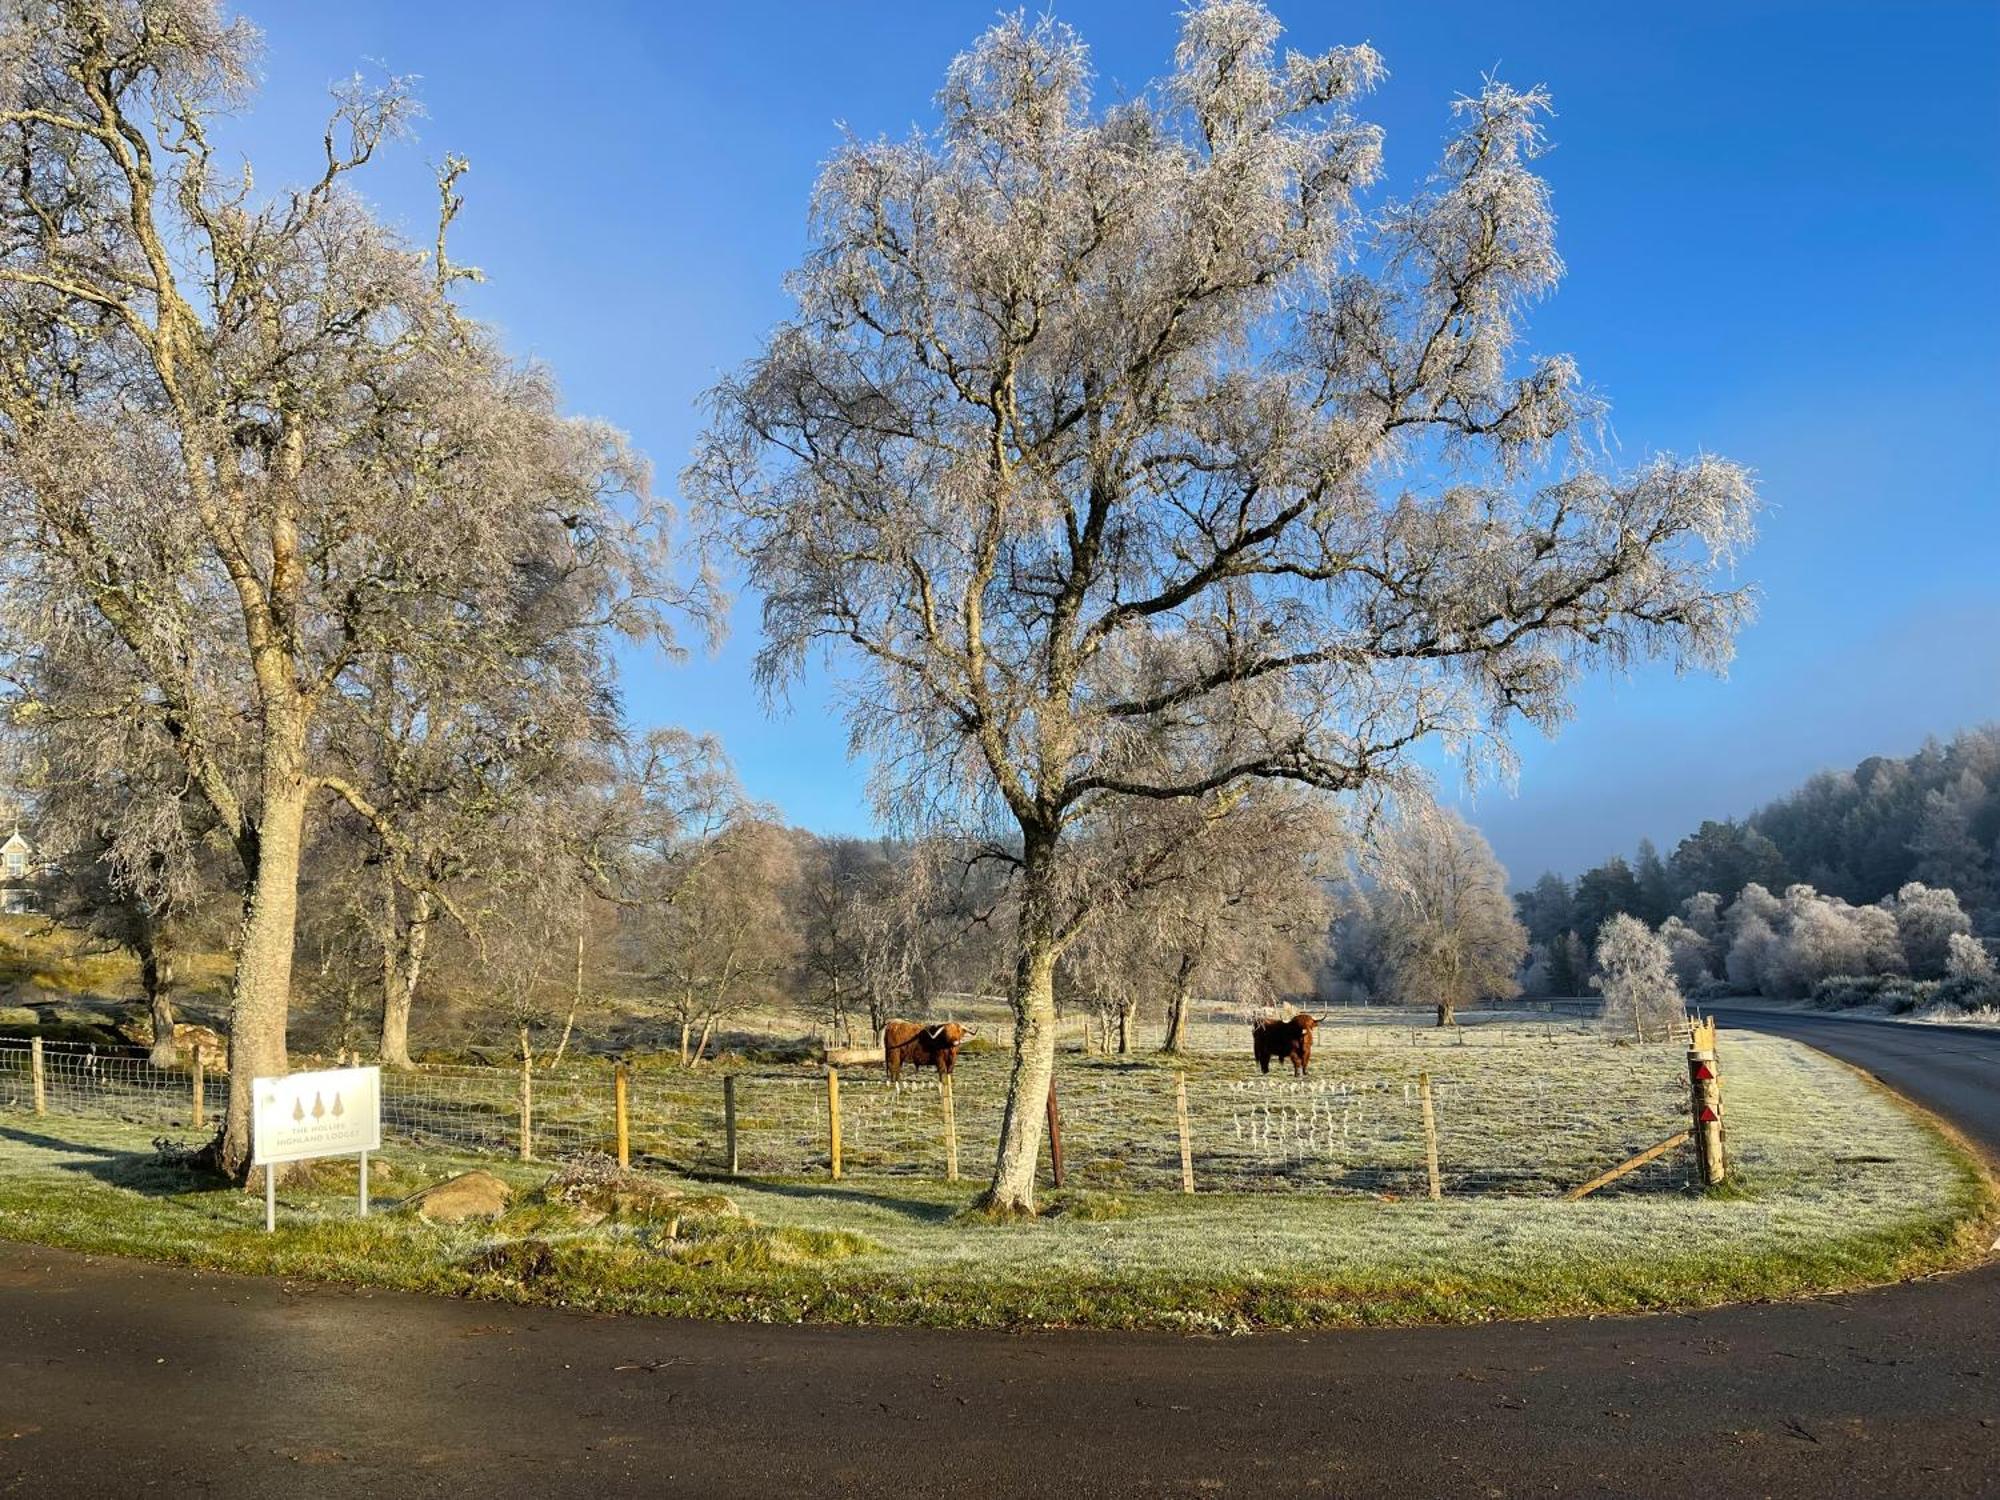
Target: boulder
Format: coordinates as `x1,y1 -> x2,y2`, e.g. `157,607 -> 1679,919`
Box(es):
399,1169 -> 513,1224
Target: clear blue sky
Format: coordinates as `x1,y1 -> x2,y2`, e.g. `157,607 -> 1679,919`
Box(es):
233,1 -> 1999,884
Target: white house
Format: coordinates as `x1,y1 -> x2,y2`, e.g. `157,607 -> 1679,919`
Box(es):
1,823 -> 35,914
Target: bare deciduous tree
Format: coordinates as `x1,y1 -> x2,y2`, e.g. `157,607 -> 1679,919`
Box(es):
1064,786 -> 1337,1053
690,1 -> 1756,1211
636,816 -> 800,1066
1367,800 -> 1525,1026
0,2 -> 687,1174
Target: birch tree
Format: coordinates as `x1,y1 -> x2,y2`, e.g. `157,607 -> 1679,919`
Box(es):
1592,913 -> 1684,1041
689,2 -> 1756,1211
0,2 -> 683,1174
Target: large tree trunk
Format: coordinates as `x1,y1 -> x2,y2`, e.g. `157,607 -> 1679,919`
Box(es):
1116,1004 -> 1131,1056
139,934 -> 177,1069
980,846 -> 1061,1215
220,767 -> 309,1179
1436,998 -> 1456,1028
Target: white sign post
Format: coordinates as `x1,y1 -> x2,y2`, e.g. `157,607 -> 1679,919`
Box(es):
252,1065 -> 383,1232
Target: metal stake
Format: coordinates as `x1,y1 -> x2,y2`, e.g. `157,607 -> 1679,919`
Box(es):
264,1163 -> 275,1233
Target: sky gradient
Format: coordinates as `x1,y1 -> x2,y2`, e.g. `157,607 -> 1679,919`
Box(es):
228,1 -> 1999,884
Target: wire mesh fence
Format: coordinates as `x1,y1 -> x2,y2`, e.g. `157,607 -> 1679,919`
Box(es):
0,1038 -> 201,1127
1,1021 -> 1696,1197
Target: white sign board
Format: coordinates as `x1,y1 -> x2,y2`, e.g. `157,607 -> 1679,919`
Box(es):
252,1065 -> 382,1166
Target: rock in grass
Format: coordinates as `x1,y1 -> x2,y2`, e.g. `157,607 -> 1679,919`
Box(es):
399,1169 -> 512,1223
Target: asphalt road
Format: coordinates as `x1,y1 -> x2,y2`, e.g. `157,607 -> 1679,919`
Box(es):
3,1013 -> 1996,1499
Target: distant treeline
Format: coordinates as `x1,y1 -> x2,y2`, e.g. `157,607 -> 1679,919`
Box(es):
1516,725 -> 2000,993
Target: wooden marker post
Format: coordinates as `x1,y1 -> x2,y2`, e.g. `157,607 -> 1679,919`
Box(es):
941,1073 -> 959,1182
190,1046 -> 206,1131
1045,1077 -> 1066,1189
826,1066 -> 842,1180
1687,1019 -> 1726,1186
29,1036 -> 44,1117
614,1062 -> 631,1169
1175,1072 -> 1194,1194
724,1073 -> 740,1175
1419,1071 -> 1442,1201
518,1053 -> 533,1162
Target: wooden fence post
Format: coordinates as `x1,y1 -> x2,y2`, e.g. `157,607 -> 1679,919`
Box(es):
724,1073 -> 740,1175
518,1053 -> 533,1162
1419,1071 -> 1442,1201
614,1062 -> 630,1170
941,1073 -> 959,1182
1175,1072 -> 1194,1194
30,1036 -> 45,1117
1688,1020 -> 1726,1187
1045,1076 -> 1065,1189
191,1046 -> 205,1131
826,1066 -> 842,1180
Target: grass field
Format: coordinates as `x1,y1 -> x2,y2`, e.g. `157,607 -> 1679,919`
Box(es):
0,1029 -> 1990,1331
5,1015 -> 1702,1196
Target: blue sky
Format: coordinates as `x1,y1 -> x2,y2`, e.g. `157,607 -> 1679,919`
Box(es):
233,1 -> 1999,884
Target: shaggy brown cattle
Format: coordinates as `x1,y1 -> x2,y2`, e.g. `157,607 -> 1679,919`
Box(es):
882,1021 -> 973,1082
1251,1013 -> 1319,1076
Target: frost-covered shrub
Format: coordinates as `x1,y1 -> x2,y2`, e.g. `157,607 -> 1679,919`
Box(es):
1887,882 -> 1973,979
1721,882 -> 1917,999
1945,932 -> 1995,981
1810,974 -> 1932,1013
1725,913 -> 1781,994
1932,973 -> 2000,1013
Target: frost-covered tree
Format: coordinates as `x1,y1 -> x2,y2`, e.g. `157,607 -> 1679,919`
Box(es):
1679,891 -> 1725,946
0,4 -> 690,1173
1592,913 -> 1684,1041
1369,801 -> 1526,1026
1946,932 -> 1995,981
1658,915 -> 1714,992
689,3 -> 1756,1211
1889,882 -> 1974,980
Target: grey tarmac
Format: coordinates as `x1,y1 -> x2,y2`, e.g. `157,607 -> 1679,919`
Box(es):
2,1008 -> 1996,1499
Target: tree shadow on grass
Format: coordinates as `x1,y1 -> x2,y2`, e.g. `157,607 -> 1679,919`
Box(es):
0,1122 -> 235,1197
724,1176 -> 966,1225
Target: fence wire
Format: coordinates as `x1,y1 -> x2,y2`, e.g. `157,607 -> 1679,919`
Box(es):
1,1029 -> 1694,1197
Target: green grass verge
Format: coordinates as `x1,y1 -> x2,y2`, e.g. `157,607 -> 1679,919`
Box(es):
0,1033 -> 1990,1332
